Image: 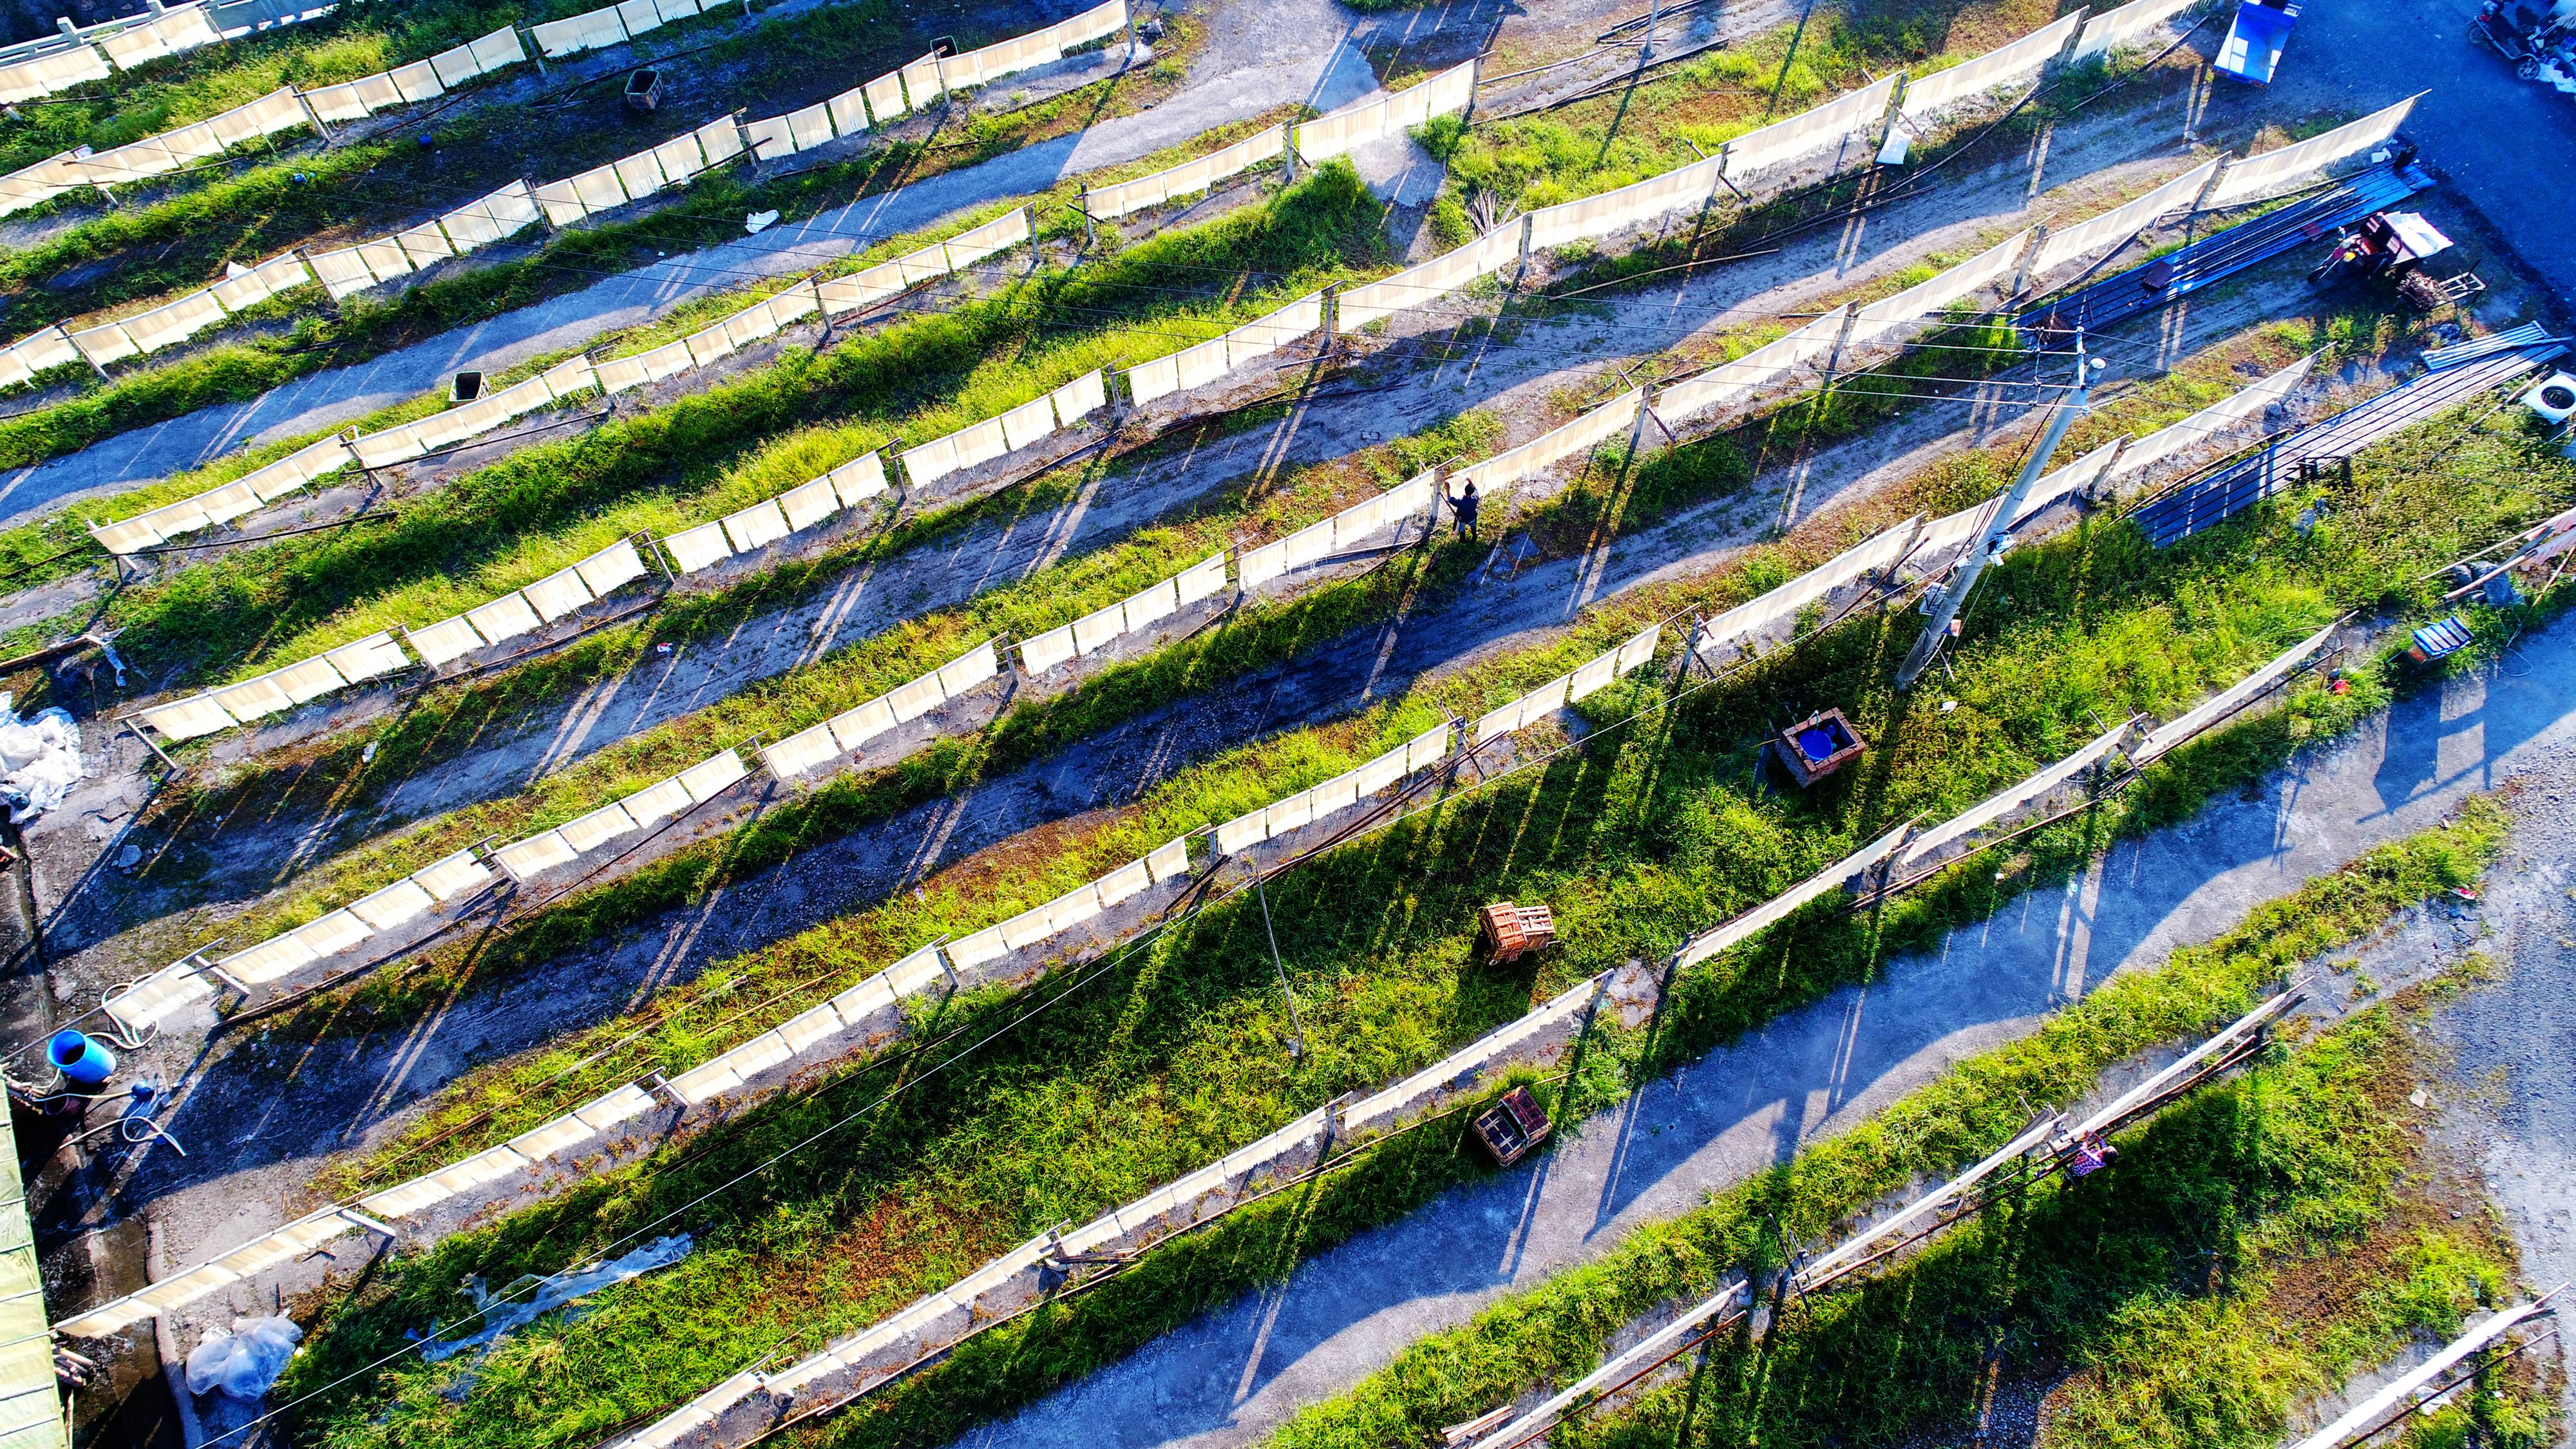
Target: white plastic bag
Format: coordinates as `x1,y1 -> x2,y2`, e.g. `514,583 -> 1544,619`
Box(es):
184,1315 -> 303,1399
0,693 -> 82,822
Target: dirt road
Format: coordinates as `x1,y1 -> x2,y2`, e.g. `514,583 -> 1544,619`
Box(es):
956,605 -> 2576,1449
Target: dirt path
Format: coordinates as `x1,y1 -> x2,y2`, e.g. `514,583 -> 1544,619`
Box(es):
0,0 -> 1895,540
57,239 -> 2315,1340
947,611 -> 2576,1449
29,61 -> 2412,1332
19,128 -> 2261,1272
0,0 -> 1397,530
32,92 -> 2217,976
2416,743 -> 2576,1430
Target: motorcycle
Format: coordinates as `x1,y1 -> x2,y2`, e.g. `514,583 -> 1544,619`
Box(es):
2472,0 -> 2553,77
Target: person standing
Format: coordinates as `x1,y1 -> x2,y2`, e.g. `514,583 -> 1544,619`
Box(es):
1448,479 -> 1481,542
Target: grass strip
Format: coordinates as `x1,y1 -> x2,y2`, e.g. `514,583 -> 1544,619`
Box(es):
1416,0 -> 2075,249
113,141 -> 2139,943
185,295 -> 2047,1040
269,370 -> 2562,1447
929,808 -> 2515,1449
1548,971 -> 2546,1449
0,0 -> 528,176
19,162 -> 1386,691
211,311 -> 2384,1102
0,0 -> 2099,572
0,95 -> 1271,598
0,6 -> 1217,474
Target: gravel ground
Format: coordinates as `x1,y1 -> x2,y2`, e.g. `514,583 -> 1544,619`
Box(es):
2420,764 -> 2576,1432
40,104 -> 2221,960
32,122 -> 2471,1378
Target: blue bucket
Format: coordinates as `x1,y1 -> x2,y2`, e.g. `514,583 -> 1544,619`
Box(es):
48,1029 -> 115,1086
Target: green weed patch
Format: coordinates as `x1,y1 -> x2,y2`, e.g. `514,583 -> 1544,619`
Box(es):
269,368 -> 2563,1448
0,5 -> 1226,469
1258,806 -> 2513,1449
40,162 -> 1385,692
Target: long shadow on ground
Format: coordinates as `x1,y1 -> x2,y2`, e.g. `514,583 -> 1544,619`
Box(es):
956,613 -> 2576,1449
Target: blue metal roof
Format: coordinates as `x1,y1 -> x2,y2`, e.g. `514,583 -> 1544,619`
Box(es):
2128,345 -> 2566,548
2014,162 -> 2428,341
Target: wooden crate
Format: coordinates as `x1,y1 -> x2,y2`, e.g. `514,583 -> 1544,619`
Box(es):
1775,707 -> 1866,787
1478,902 -> 1557,962
1470,1085 -> 1554,1166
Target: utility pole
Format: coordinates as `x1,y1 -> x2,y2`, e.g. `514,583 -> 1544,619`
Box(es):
1893,339 -> 2101,691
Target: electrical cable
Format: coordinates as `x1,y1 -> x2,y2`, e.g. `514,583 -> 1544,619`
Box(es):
100,14 -> 2255,439
81,247 -> 2253,1062
70,229 -> 2133,595
68,193 -> 2475,1449
190,880 -> 1209,1447
133,348 -> 2309,1444
19,0 -> 2224,416
65,11 -> 2318,1412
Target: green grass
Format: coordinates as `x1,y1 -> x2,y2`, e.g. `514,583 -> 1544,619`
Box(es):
189,408 -> 1493,972
180,300 -> 2052,1045
1436,0 -> 2065,222
0,108 -> 1286,593
26,161 -> 1383,687
0,0 -> 1085,314
266,360 -> 2567,1448
1255,805 -> 2515,1449
200,310 -> 2396,1101
1558,1000 -> 2543,1449
0,0 -> 527,176
0,3 -> 1227,465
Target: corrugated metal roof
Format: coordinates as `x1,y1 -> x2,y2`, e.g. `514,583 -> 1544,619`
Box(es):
2131,343 -> 2566,547
0,1108 -> 64,1449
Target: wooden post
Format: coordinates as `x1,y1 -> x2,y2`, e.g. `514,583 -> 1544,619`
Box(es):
520,26 -> 545,76
1875,75 -> 1908,158
121,719 -> 177,773
1078,184 -> 1096,247
290,85 -> 333,138
2006,225 -> 2047,301
1815,302 -> 1862,389
2189,156 -> 2231,216
2086,437 -> 2132,505
639,1070 -> 686,1110
1624,381 -> 1659,461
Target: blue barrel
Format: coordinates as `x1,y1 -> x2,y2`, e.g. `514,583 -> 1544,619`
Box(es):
48,1030 -> 115,1086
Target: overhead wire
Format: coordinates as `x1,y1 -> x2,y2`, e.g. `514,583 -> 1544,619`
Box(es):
68,8 -> 2299,1421
127,308 -> 2327,1444
276,415 -> 1965,1427
69,282 -> 2184,1083
21,0 -> 2215,409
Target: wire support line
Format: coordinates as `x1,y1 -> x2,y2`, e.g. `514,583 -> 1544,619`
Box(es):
115,506 -> 399,554
24,1 -> 2231,424
120,372 -> 2319,1442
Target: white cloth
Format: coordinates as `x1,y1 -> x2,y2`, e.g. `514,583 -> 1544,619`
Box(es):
0,695 -> 82,822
